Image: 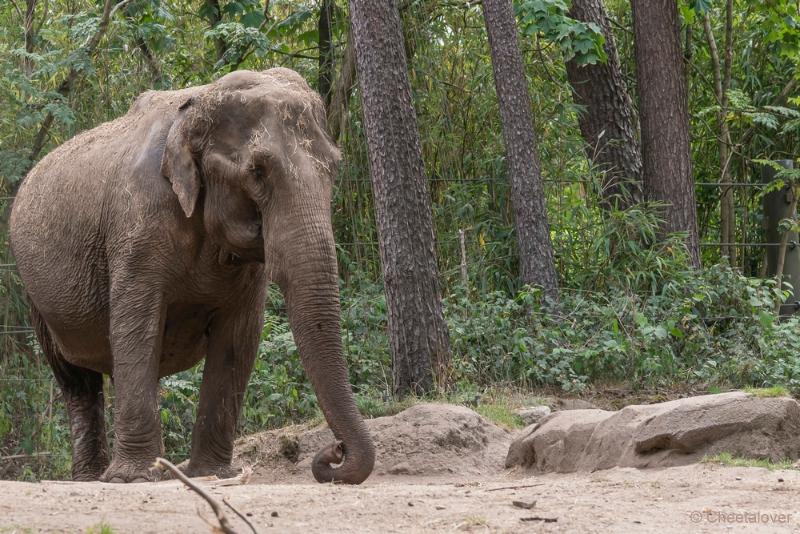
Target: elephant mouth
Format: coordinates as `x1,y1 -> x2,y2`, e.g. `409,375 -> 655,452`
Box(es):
217,242 -> 265,266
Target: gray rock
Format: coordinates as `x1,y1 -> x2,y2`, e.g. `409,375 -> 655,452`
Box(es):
548,398 -> 599,411
516,405 -> 552,425
506,392 -> 800,473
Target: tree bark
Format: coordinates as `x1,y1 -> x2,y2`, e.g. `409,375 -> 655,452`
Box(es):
318,0 -> 334,109
481,0 -> 559,298
631,0 -> 700,267
566,0 -> 642,210
348,0 -> 451,397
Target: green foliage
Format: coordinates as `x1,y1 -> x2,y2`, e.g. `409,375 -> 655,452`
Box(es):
515,0 -> 607,65
86,522 -> 116,534
474,402 -> 526,430
744,385 -> 790,398
0,354 -> 71,480
703,452 -> 795,470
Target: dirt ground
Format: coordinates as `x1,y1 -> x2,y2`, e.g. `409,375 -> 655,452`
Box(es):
1,464 -> 798,533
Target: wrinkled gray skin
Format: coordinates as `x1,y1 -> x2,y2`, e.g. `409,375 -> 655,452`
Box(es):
9,68 -> 375,484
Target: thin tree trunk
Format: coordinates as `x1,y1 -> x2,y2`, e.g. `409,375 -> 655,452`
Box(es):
348,0 -> 451,397
23,0 -> 37,76
566,0 -> 642,210
318,0 -> 334,108
702,4 -> 735,265
134,35 -> 165,86
207,0 -> 226,64
631,0 -> 701,267
481,0 -> 559,298
327,30 -> 356,142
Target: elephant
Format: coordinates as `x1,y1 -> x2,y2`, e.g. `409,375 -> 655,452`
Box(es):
9,68 -> 375,484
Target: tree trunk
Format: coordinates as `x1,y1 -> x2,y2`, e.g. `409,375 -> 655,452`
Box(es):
631,0 -> 700,267
206,0 -> 226,64
318,0 -> 334,109
348,0 -> 451,397
481,0 -> 559,298
23,0 -> 38,76
326,30 -> 356,142
566,0 -> 642,210
702,3 -> 735,265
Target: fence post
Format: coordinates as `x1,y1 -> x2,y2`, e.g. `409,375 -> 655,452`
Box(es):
762,159 -> 800,315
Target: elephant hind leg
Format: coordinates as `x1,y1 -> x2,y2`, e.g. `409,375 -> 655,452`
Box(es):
31,304 -> 109,481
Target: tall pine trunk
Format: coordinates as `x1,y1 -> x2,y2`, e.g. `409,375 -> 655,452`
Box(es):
566,0 -> 642,210
481,0 -> 559,299
349,0 -> 451,397
631,0 -> 701,267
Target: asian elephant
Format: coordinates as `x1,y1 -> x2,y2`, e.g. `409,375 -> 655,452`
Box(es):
9,68 -> 375,484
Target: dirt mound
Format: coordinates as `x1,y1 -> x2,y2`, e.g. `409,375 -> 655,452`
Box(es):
235,403 -> 512,482
506,391 -> 800,473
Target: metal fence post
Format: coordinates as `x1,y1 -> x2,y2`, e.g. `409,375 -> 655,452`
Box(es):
762,159 -> 800,315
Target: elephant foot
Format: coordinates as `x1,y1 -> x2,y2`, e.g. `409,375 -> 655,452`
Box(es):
100,459 -> 162,483
72,469 -> 106,482
182,461 -> 241,480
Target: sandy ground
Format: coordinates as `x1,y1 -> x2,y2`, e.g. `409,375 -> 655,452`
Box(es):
1,464 -> 798,533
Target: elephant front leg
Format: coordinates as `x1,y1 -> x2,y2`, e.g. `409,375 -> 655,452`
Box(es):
100,283 -> 166,483
186,305 -> 262,478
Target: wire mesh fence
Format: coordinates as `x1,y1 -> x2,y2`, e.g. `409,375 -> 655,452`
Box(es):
0,172 -> 793,375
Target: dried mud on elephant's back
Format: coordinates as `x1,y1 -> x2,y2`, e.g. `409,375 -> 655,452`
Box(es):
234,403 -> 514,483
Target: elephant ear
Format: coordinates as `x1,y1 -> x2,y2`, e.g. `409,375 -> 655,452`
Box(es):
161,98 -> 201,218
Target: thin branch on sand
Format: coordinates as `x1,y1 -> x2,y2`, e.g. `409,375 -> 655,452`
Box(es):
153,457 -> 257,534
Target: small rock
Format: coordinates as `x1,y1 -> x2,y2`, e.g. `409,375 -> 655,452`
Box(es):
520,516 -> 558,523
246,512 -> 253,517
778,478 -> 784,483
436,506 -> 446,510
512,500 -> 536,510
408,502 -> 414,507
516,406 -> 552,425
271,511 -> 279,517
388,462 -> 412,475
735,477 -> 742,481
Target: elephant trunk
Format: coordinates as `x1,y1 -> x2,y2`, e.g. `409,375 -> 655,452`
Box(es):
275,214 -> 375,484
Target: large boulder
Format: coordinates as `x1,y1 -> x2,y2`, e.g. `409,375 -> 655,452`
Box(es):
506,392 -> 800,473
237,403 -> 512,481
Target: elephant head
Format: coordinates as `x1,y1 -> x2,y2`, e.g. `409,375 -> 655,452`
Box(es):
160,68 -> 374,484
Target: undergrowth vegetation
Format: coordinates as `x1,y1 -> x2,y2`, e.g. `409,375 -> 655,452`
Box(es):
4,205 -> 800,479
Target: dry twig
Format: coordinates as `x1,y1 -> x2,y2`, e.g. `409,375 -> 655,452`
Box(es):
485,483 -> 545,492
154,457 -> 251,534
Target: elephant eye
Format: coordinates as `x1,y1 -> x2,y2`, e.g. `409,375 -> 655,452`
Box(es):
251,164 -> 266,181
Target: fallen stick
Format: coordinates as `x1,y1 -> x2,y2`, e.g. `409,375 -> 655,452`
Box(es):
154,457 -> 243,534
224,497 -> 259,534
1,452 -> 51,461
486,483 -> 545,492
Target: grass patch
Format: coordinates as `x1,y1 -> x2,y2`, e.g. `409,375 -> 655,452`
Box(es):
357,395 -> 417,419
86,523 -> 115,534
703,452 -> 796,470
459,516 -> 489,530
474,402 -> 525,430
744,386 -> 790,398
